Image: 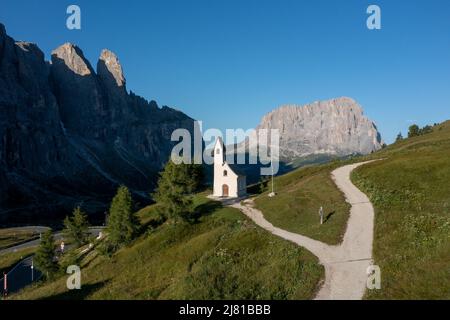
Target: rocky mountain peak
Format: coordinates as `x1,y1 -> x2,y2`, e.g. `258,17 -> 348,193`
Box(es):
0,24 -> 197,224
51,43 -> 94,76
97,49 -> 126,88
0,23 -> 6,37
255,97 -> 383,160
265,97 -> 362,122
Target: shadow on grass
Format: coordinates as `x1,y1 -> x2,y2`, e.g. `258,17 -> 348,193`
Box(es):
190,201 -> 222,223
246,181 -> 267,196
41,280 -> 109,300
325,211 -> 335,223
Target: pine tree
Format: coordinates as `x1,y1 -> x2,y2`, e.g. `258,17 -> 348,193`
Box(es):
420,125 -> 433,135
34,230 -> 57,278
153,160 -> 197,221
408,124 -> 420,138
63,206 -> 90,247
187,164 -> 205,193
395,132 -> 403,142
107,186 -> 139,247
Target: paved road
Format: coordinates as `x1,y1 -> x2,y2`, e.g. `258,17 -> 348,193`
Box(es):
1,256 -> 42,296
0,227 -> 104,255
225,161 -> 378,300
0,227 -> 104,296
0,226 -> 50,254
0,226 -> 50,234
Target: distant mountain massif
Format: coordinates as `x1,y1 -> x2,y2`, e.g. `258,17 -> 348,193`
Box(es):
0,23 -> 196,225
223,97 -> 383,184
250,97 -> 383,162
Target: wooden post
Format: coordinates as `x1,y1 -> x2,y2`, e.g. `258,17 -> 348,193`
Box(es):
3,272 -> 7,297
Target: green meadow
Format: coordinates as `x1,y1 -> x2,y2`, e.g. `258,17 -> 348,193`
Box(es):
352,121 -> 450,299
13,195 -> 323,300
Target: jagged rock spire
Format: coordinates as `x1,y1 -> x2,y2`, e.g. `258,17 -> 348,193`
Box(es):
97,49 -> 126,88
51,43 -> 94,76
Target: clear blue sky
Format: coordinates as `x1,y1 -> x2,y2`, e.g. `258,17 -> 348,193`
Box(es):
1,0 -> 450,143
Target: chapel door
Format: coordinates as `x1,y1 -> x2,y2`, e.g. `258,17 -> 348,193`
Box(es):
222,184 -> 229,197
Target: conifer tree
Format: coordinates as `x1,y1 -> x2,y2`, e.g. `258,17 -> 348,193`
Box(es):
187,164 -> 205,193
408,124 -> 420,138
420,125 -> 433,135
153,161 -> 199,221
107,186 -> 139,247
63,206 -> 90,247
34,230 -> 57,278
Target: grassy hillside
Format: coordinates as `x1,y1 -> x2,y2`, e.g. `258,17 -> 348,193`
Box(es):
10,122 -> 450,300
252,120 -> 450,299
352,121 -> 450,299
254,163 -> 351,245
12,195 -> 323,300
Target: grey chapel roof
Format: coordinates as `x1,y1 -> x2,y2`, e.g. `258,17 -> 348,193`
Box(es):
227,163 -> 246,177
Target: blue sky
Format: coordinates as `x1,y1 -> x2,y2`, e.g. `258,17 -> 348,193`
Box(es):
1,0 -> 450,143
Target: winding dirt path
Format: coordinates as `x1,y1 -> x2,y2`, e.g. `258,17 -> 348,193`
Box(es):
225,161 -> 377,300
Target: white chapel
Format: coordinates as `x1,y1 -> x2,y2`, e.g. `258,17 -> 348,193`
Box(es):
213,137 -> 247,198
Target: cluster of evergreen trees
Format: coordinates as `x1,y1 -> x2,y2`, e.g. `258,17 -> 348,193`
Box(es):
396,123 -> 434,142
34,206 -> 92,279
34,160 -> 204,279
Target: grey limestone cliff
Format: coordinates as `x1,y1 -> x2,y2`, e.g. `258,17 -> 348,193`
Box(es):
0,23 -> 196,225
252,97 -> 383,161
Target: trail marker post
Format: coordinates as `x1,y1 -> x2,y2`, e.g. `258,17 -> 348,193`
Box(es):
319,206 -> 324,225
268,154 -> 276,198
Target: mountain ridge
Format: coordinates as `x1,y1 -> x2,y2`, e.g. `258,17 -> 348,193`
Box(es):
0,23 -> 196,226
